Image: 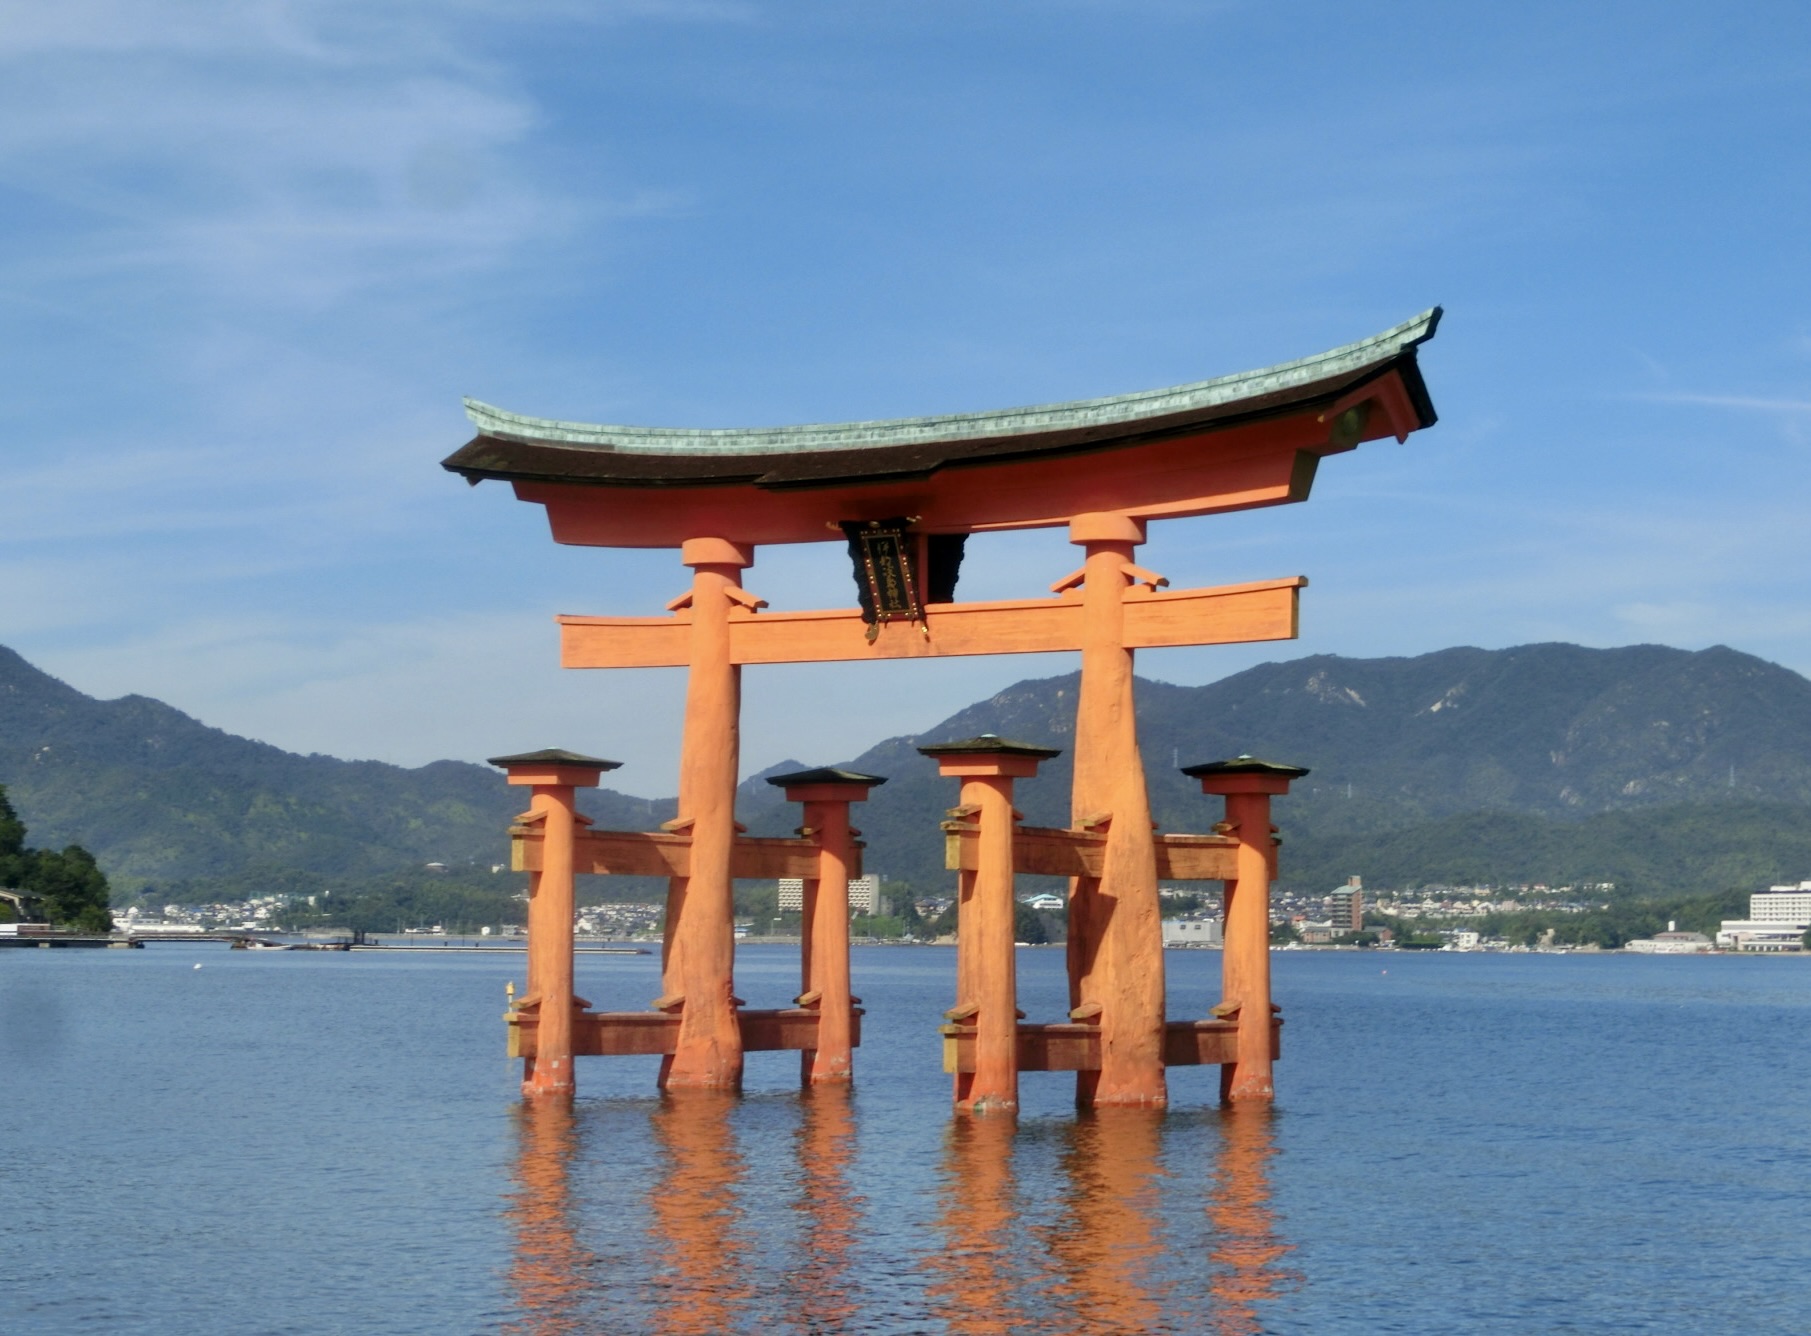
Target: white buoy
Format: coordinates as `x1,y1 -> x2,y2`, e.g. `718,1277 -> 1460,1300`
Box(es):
194,963 -> 202,970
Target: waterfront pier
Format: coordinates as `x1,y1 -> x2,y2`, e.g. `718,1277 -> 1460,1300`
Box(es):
449,310 -> 1441,1102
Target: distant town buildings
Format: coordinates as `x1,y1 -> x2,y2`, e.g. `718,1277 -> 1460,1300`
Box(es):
778,873 -> 880,915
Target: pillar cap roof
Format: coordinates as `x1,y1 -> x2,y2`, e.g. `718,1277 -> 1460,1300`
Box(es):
764,766 -> 888,789
917,734 -> 1062,760
487,748 -> 623,771
1179,754 -> 1309,779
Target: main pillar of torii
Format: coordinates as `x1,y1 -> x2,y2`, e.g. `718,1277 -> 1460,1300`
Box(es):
446,310 -> 1440,1098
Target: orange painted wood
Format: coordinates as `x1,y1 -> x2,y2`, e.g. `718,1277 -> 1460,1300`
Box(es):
1222,790 -> 1278,1102
557,578 -> 1304,669
1154,834 -> 1240,881
662,552 -> 748,1091
517,406 -> 1367,549
937,1019 -> 1277,1073
731,835 -> 857,881
1162,1018 -> 1281,1068
943,824 -> 1238,881
1065,523 -> 1167,1108
507,1007 -> 863,1057
511,828 -> 841,881
799,796 -> 859,1085
519,785 -> 578,1097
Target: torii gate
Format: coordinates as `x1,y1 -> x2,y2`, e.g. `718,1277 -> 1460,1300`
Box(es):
448,308 -> 1440,1106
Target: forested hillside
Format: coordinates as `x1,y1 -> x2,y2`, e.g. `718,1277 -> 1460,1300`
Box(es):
0,646 -> 669,894
5,641 -> 1811,902
736,643 -> 1811,895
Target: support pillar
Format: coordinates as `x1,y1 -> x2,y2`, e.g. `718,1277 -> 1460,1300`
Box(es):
1181,756 -> 1307,1103
767,766 -> 887,1086
662,537 -> 756,1091
491,749 -> 620,1099
922,736 -> 1059,1115
1062,511 -> 1167,1108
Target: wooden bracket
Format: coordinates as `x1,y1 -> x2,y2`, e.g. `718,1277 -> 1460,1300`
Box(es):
1069,1000 -> 1103,1020
1320,373 -> 1419,444
1121,562 -> 1169,592
664,591 -> 693,612
651,994 -> 685,1013
1049,567 -> 1087,594
725,587 -> 768,611
661,816 -> 695,833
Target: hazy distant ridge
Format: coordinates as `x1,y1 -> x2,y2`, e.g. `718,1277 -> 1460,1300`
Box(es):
5,641 -> 1811,896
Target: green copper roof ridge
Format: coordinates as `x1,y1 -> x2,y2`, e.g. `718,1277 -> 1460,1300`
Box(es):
464,307 -> 1440,458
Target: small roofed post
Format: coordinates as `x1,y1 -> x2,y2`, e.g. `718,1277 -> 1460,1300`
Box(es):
490,749 -> 621,1099
767,766 -> 887,1086
1181,755 -> 1308,1104
920,735 -> 1060,1115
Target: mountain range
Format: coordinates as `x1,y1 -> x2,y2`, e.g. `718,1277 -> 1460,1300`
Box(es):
4,641 -> 1810,899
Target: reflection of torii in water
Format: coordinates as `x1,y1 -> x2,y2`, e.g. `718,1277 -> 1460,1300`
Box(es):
453,309 -> 1441,1104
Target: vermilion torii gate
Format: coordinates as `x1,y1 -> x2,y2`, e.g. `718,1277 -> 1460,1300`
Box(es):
448,308 -> 1440,1107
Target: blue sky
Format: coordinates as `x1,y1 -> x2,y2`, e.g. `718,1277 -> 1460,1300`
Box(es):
3,1 -> 1809,795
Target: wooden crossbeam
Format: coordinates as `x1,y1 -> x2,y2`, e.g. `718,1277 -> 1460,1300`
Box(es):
941,824 -> 1239,881
509,828 -> 853,881
507,1007 -> 863,1058
937,1018 -> 1279,1073
558,577 -> 1304,669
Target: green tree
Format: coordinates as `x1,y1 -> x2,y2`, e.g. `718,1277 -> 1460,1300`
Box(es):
0,786 -> 25,863
27,846 -> 114,933
0,787 -> 113,931
1269,919 -> 1300,945
1013,901 -> 1049,945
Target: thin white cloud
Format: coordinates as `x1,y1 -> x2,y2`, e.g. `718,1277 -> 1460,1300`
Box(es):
1632,393 -> 1811,414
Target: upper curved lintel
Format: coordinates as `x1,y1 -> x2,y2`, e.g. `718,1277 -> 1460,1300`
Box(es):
461,308 -> 1440,459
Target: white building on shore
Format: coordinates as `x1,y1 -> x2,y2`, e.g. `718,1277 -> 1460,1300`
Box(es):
1716,882 -> 1811,951
1162,917 -> 1222,947
1626,927 -> 1713,954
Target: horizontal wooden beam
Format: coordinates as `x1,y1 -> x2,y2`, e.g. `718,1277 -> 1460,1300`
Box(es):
559,577 -> 1304,669
942,825 -> 1239,881
937,1018 -> 1278,1073
510,828 -> 854,881
731,835 -> 859,881
508,1007 -> 863,1058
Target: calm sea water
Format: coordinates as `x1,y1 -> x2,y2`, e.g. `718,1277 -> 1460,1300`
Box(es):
3,945 -> 1808,1334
